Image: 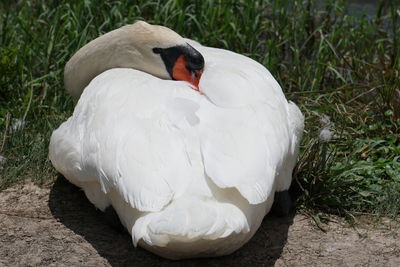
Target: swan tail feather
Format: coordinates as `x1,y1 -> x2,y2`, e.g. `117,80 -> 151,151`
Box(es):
132,197 -> 249,247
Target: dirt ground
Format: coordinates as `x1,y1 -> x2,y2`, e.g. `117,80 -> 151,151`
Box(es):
0,176 -> 399,267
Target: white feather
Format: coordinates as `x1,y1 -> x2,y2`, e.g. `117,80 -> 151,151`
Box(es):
49,42 -> 304,259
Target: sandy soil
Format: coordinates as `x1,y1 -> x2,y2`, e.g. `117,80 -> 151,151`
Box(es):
0,176 -> 399,267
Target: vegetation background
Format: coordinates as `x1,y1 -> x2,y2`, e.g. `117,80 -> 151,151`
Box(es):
0,0 -> 399,218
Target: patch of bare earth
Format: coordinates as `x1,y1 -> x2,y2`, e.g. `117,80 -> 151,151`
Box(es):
0,177 -> 399,267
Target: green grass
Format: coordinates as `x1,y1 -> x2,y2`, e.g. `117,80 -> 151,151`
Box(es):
0,0 -> 399,216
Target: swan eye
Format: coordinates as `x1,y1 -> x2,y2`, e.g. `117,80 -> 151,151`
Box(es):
152,48 -> 162,54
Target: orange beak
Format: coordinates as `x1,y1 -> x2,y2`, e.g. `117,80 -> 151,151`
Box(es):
172,55 -> 202,91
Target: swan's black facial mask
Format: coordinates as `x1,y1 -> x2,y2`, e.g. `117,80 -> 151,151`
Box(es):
152,44 -> 204,81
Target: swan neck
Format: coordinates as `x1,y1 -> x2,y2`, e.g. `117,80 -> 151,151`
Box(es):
64,27 -> 143,98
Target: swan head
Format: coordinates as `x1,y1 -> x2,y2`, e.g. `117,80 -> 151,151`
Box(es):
122,21 -> 204,88
64,21 -> 204,97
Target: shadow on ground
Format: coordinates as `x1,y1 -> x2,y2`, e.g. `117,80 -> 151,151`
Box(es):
49,175 -> 293,266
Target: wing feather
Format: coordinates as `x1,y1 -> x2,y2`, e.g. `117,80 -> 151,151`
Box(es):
194,46 -> 295,204
50,69 -> 200,211
50,43 -> 303,214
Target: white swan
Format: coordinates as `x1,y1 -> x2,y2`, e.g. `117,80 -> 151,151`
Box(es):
49,21 -> 304,259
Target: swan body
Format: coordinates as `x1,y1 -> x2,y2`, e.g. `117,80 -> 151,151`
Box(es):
49,22 -> 304,259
